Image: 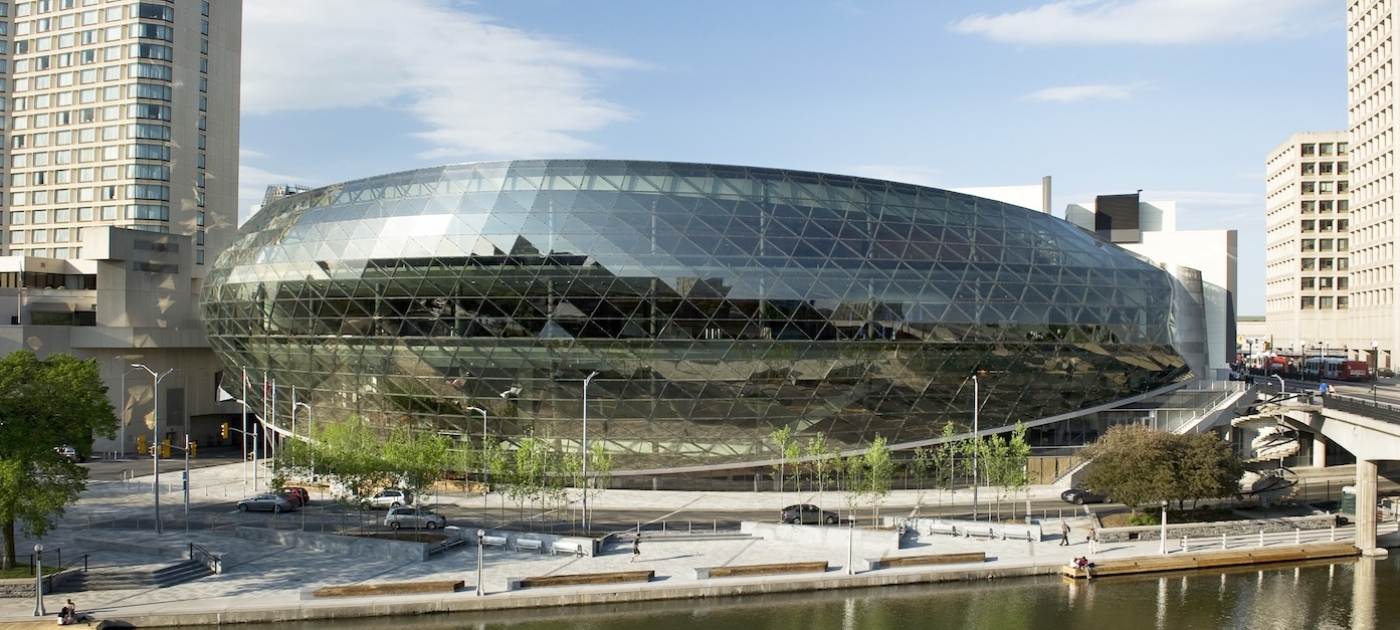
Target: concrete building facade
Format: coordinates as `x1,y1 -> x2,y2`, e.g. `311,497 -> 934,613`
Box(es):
1264,132 -> 1352,360
0,0 -> 242,454
1347,0 -> 1395,371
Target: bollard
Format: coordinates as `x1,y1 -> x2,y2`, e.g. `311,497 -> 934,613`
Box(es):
1181,535 -> 1188,553
1331,525 -> 1336,541
1258,530 -> 1264,548
1295,528 -> 1301,544
1221,533 -> 1227,550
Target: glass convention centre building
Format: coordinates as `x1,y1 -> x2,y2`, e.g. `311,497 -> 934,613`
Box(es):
199,160 -> 1200,474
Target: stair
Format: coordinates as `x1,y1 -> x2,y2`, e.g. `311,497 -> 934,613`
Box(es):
59,560 -> 212,592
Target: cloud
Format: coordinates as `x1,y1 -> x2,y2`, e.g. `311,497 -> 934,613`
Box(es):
952,0 -> 1335,45
242,0 -> 640,159
1023,83 -> 1141,103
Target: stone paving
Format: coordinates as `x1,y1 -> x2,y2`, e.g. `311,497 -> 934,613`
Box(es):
0,461 -> 1382,627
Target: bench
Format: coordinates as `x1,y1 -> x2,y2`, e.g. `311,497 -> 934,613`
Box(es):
552,541 -> 584,556
927,522 -> 959,537
508,570 -> 653,591
515,538 -> 544,553
867,551 -> 986,571
481,535 -> 508,548
696,560 -> 828,580
1001,526 -> 1039,542
313,580 -> 463,598
963,526 -> 997,539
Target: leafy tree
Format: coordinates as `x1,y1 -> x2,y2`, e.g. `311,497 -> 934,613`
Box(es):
933,422 -> 958,513
1081,424 -> 1243,513
0,351 -> 118,569
276,418 -> 449,506
771,426 -> 795,507
804,432 -> 836,522
381,426 -> 450,502
863,435 -> 894,525
909,446 -> 932,516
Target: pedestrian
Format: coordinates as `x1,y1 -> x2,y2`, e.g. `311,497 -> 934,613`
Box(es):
630,533 -> 640,563
1088,525 -> 1098,554
1059,520 -> 1070,546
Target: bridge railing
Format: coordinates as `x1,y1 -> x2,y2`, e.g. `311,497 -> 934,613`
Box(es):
1323,393 -> 1400,425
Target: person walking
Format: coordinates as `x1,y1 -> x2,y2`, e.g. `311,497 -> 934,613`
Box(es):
1060,520 -> 1071,546
1088,524 -> 1098,554
630,533 -> 641,563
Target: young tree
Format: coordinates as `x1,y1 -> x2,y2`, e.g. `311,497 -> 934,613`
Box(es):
933,422 -> 958,515
805,432 -> 836,523
0,351 -> 119,569
771,426 -> 795,508
909,446 -> 932,517
381,426 -> 451,504
864,436 -> 894,526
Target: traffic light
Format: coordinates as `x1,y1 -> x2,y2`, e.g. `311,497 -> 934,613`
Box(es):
190,441 -> 198,458
160,439 -> 171,458
136,434 -> 147,455
221,422 -> 230,440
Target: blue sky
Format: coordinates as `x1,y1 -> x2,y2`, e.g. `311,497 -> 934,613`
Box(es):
238,0 -> 1345,316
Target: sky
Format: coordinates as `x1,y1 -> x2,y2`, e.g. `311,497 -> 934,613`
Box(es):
237,0 -> 1347,317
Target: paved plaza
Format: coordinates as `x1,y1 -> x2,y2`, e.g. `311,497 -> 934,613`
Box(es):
0,461 -> 1383,627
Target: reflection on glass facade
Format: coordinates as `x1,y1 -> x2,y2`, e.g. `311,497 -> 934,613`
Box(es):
199,161 -> 1194,472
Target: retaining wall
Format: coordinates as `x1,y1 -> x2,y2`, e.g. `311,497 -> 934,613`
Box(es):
233,527 -> 431,563
1096,513 -> 1341,543
741,521 -> 899,555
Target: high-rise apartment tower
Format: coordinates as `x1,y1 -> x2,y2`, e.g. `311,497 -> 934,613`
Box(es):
1347,0 -> 1395,371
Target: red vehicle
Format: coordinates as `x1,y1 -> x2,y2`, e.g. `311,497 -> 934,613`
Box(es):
1303,357 -> 1371,382
276,487 -> 310,507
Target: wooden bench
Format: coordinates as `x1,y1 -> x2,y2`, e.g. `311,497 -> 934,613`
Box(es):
868,551 -> 986,570
927,522 -> 959,537
508,570 -> 653,590
515,538 -> 544,553
696,560 -> 828,579
313,580 -> 463,598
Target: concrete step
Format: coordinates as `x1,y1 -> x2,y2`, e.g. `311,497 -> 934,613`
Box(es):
59,560 -> 211,592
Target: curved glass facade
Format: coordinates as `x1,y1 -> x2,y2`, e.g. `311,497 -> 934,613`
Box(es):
199,160 -> 1193,472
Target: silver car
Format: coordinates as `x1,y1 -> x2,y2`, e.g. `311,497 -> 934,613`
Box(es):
365,488 -> 413,509
384,507 -> 446,530
237,493 -> 296,513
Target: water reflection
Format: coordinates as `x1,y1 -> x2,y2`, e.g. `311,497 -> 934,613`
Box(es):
226,556 -> 1400,630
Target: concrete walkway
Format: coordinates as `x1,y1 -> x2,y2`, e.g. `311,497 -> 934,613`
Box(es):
0,461 -> 1384,628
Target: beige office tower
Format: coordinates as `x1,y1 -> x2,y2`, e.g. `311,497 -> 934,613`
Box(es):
0,0 -> 243,455
1348,0 -> 1395,371
1264,133 -> 1351,359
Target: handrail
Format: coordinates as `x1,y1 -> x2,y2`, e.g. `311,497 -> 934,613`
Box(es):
188,542 -> 222,574
58,553 -> 88,574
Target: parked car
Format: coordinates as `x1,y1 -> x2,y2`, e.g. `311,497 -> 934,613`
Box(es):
364,489 -> 413,509
55,445 -> 84,463
780,504 -> 839,525
1060,487 -> 1107,505
238,493 -> 297,513
384,506 -> 446,530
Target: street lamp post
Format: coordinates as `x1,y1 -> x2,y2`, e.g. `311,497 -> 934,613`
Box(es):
582,371 -> 600,533
1274,374 -> 1286,392
467,406 -> 488,488
132,363 -> 174,535
971,372 -> 981,522
1298,341 -> 1306,379
1159,500 -> 1169,555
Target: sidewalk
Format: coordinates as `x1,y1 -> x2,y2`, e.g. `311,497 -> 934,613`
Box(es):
0,461 -> 1378,628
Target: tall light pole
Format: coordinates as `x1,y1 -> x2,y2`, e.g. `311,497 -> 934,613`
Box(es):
133,363 -> 174,535
1298,340 -> 1306,378
582,370 -> 600,533
467,406 -> 488,488
971,372 -> 981,522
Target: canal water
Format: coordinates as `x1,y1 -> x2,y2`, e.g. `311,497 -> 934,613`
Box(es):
247,555 -> 1400,630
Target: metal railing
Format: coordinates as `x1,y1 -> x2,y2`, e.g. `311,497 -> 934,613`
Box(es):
188,542 -> 222,574
1323,393 -> 1400,425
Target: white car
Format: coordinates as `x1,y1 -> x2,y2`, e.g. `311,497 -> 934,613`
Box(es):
384,506 -> 446,530
364,489 -> 413,509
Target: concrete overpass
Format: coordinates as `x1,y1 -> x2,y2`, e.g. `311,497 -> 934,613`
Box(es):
1268,385 -> 1400,556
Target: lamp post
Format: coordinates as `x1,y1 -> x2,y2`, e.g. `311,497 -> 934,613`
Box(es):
475,528 -> 485,596
133,363 -> 174,535
1274,374 -> 1286,392
582,371 -> 600,533
971,372 -> 981,522
1298,341 -> 1306,379
32,544 -> 43,617
1159,500 -> 1169,555
467,406 -> 488,488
